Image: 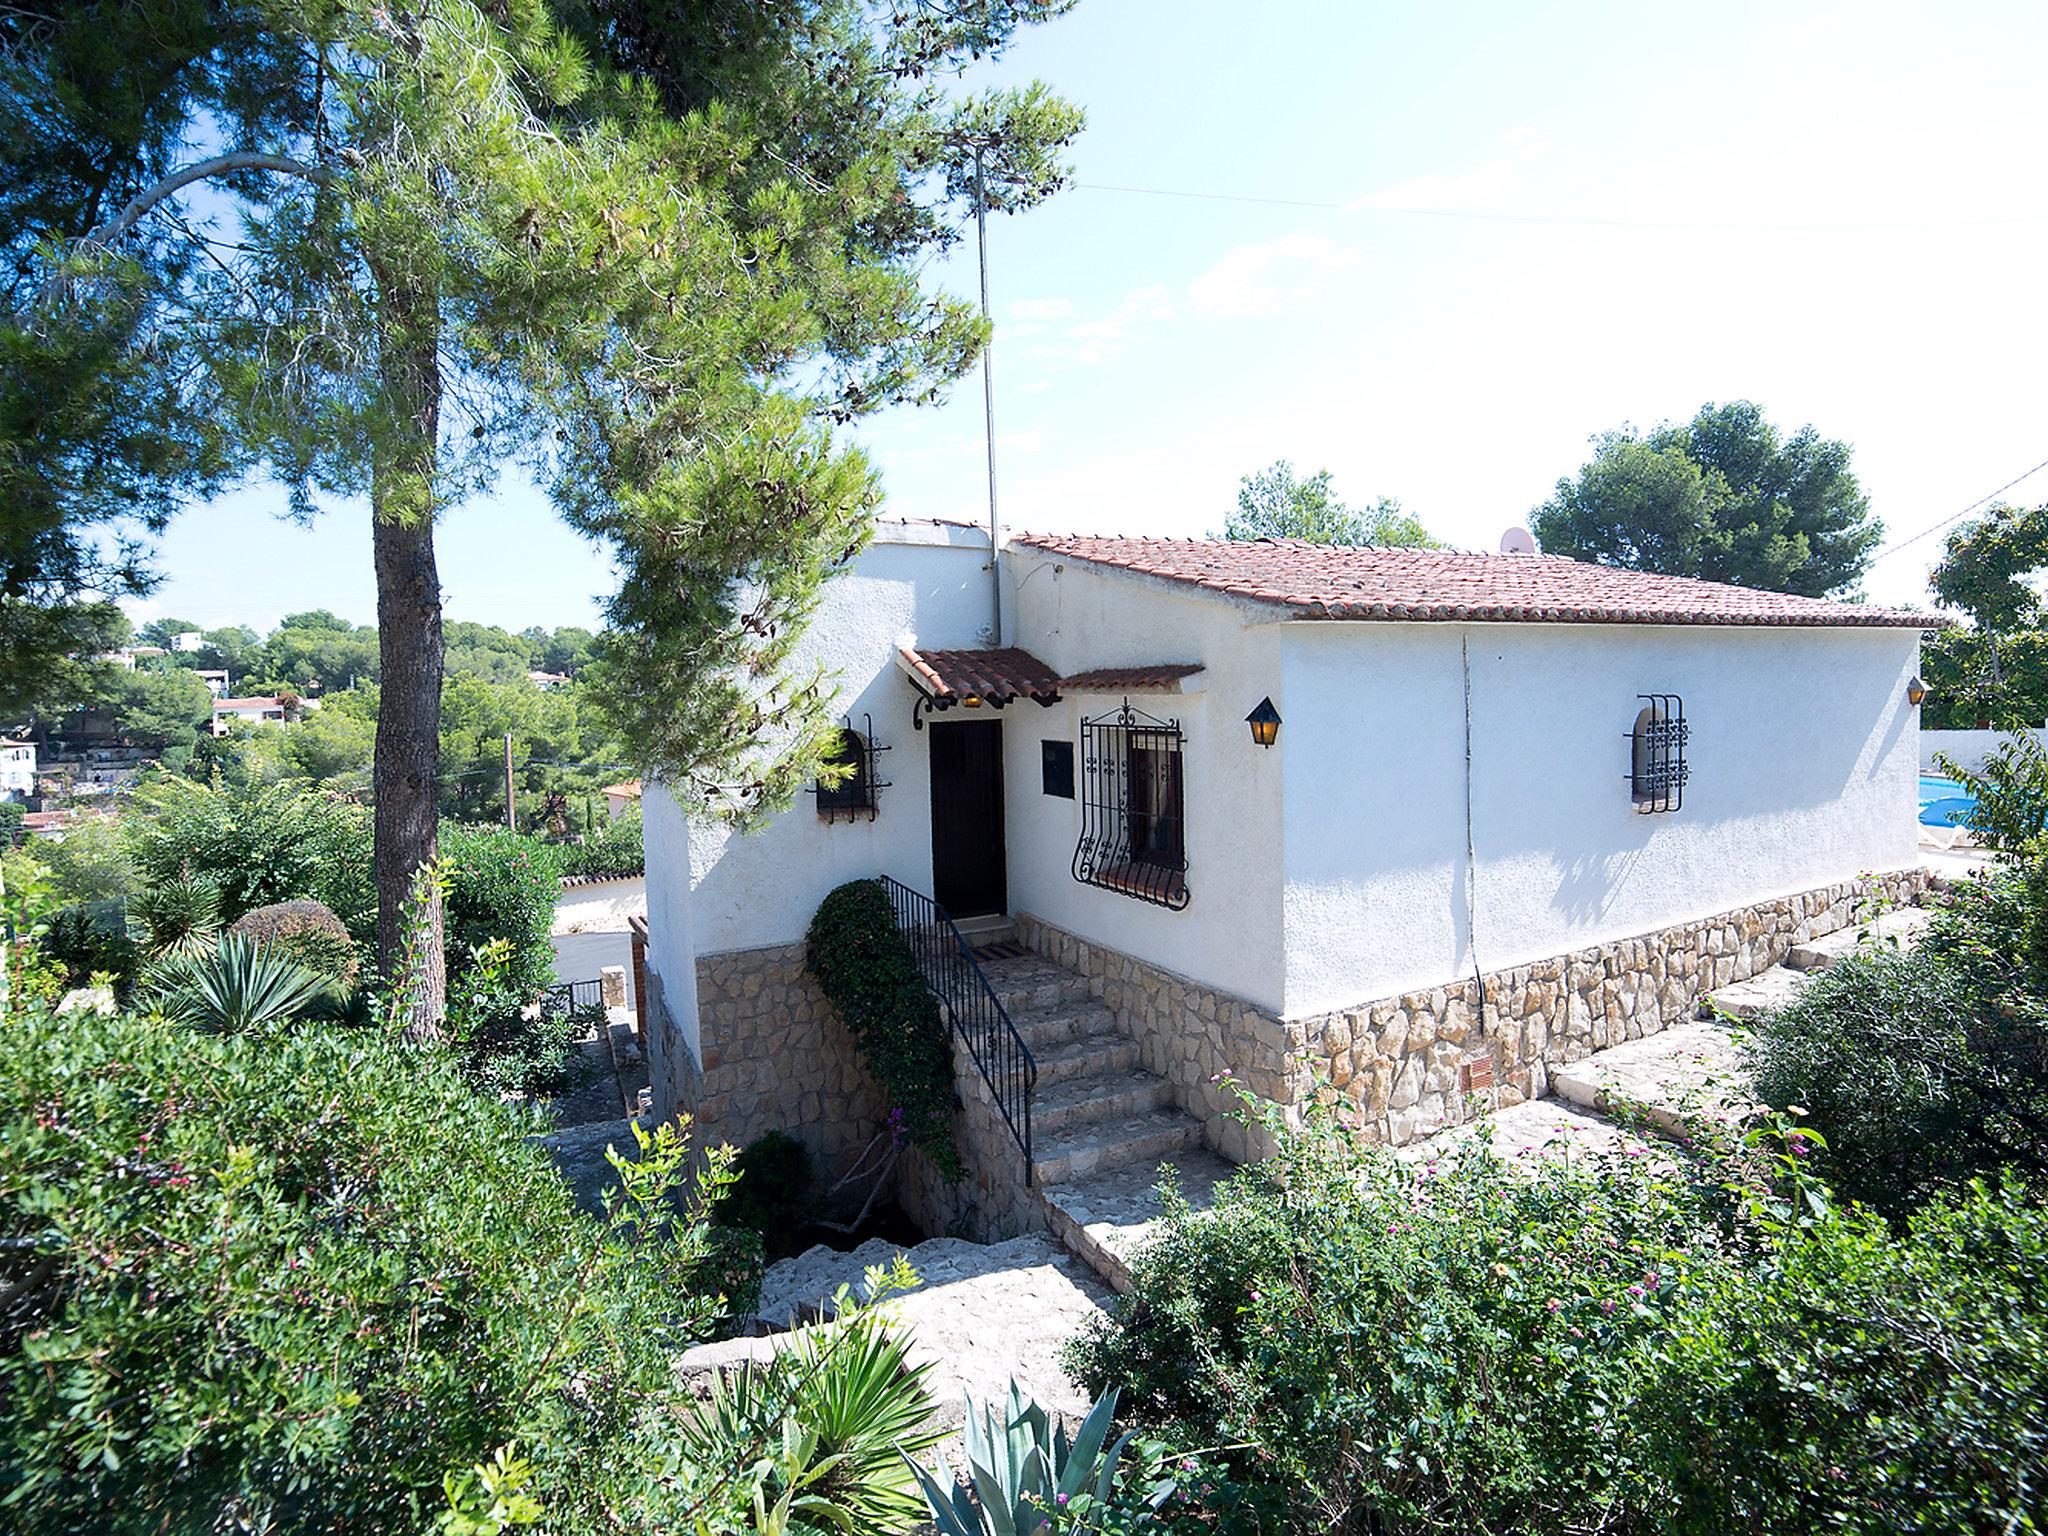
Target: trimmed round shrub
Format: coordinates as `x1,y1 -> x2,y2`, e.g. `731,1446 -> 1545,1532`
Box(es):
229,898 -> 361,988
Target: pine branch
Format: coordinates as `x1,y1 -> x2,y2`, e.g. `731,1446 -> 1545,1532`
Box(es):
85,152 -> 334,248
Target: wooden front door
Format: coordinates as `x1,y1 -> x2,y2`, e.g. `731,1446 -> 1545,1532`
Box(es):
929,719 -> 1006,918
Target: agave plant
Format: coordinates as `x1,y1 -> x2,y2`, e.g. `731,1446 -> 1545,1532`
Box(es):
129,874 -> 222,958
676,1298 -> 943,1533
145,934 -> 337,1032
912,1382 -> 1138,1536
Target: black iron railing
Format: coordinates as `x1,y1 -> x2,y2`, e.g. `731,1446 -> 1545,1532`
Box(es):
879,875 -> 1037,1180
542,977 -> 606,1017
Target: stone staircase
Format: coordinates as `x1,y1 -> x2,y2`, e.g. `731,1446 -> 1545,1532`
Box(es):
1702,904 -> 1930,1020
968,929 -> 1232,1292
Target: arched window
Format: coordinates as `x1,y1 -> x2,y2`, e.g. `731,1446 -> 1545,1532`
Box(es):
1629,694 -> 1688,813
815,726 -> 880,821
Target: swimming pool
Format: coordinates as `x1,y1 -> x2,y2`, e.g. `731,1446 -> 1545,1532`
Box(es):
1919,773 -> 1977,828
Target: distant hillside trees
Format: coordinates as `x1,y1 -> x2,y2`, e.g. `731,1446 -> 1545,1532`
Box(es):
1225,461 -> 1442,548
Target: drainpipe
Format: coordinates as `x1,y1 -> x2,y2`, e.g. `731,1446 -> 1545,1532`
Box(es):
1461,633 -> 1489,1038
974,145 -> 1001,646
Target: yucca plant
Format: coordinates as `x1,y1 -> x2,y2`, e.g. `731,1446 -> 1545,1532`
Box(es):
129,874 -> 222,958
676,1293 -> 942,1533
911,1382 -> 1138,1536
144,934 -> 337,1033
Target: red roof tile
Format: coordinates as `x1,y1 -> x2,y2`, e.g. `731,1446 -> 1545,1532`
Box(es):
1057,663 -> 1205,693
1011,536 -> 1946,629
899,647 -> 1063,704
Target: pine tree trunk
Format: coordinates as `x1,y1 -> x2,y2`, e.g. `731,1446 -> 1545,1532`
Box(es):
370,264 -> 447,1040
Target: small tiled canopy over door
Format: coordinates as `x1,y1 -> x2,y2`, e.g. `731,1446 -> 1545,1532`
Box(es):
928,719 -> 1007,918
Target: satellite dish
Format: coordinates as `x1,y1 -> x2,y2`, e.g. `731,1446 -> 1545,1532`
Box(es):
1498,526 -> 1538,555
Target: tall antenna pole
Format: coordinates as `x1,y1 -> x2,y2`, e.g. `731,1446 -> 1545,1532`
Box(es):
973,144 -> 1001,647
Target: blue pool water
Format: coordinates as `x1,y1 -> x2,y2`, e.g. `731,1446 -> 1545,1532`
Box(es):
1919,773 -> 1976,828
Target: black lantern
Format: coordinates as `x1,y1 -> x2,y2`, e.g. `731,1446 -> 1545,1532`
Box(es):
1906,675 -> 1927,707
1246,696 -> 1281,748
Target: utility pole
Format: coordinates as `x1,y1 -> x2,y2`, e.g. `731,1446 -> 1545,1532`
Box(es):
973,143 -> 1001,647
503,732 -> 516,832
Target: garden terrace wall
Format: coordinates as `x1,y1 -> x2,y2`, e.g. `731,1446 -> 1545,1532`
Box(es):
646,941 -> 888,1171
1021,867 -> 1930,1152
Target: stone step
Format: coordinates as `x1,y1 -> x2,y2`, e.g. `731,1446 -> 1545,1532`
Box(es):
980,953 -> 1097,1016
1786,905 -> 1932,971
1032,1068 -> 1176,1137
1399,1098 -> 1653,1169
1549,1020 -> 1752,1138
1032,1108 -> 1202,1187
1012,1000 -> 1122,1053
1042,1147 -> 1237,1293
1703,964 -> 1807,1021
1028,1032 -> 1141,1088
955,914 -> 1019,948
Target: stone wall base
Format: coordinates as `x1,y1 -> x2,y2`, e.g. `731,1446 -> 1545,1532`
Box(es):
1022,866 -> 1931,1154
898,1052 -> 1047,1243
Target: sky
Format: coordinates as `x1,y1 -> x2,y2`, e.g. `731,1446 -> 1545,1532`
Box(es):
128,0 -> 2048,634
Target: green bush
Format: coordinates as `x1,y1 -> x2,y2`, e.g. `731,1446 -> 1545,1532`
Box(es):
806,880 -> 961,1179
1939,731 -> 2048,852
1068,1094 -> 2048,1534
717,1130 -> 815,1258
440,820 -> 562,1002
229,898 -> 361,988
0,1003 -> 746,1534
37,900 -> 142,990
561,808 -> 645,879
1745,868 -> 2048,1217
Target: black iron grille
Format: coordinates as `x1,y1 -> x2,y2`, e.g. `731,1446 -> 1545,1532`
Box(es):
811,713 -> 891,822
1074,702 -> 1190,909
1629,693 -> 1689,813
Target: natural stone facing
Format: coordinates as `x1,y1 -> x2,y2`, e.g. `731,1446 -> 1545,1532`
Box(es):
1039,1147 -> 1237,1293
1705,965 -> 1809,1021
1549,1020 -> 1752,1137
1022,868 -> 1927,1152
1396,1098 -> 1651,1168
1785,903 -> 1932,971
647,941 -> 889,1171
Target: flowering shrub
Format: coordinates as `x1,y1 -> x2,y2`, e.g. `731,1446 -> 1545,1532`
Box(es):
1067,1091 -> 2048,1534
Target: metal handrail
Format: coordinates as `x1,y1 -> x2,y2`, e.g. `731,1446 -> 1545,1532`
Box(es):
878,875 -> 1037,1181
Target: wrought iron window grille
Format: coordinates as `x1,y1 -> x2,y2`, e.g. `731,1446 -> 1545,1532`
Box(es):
1628,693 -> 1689,813
810,714 -> 891,822
1074,700 -> 1190,909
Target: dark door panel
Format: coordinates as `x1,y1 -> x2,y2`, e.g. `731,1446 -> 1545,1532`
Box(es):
929,720 -> 1006,918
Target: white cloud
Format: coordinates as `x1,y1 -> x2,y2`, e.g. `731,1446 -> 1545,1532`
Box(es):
1019,283 -> 1176,367
1351,127 -> 1548,213
1185,233 -> 1359,319
1006,296 -> 1075,322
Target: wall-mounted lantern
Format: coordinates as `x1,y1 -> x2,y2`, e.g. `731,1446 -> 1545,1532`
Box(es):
1245,696 -> 1282,748
1906,675 -> 1928,708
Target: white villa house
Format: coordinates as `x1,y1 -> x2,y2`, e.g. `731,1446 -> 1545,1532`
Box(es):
637,519 -> 1938,1270
0,737 -> 36,800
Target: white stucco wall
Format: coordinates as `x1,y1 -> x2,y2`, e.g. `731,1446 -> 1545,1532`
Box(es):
1000,549 -> 1290,1012
675,522 -> 996,958
1921,726 -> 2048,776
1277,620 -> 1923,1018
642,779 -> 701,1060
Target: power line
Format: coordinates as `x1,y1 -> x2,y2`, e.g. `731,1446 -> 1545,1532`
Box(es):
1071,180 -> 2048,234
1868,456 -> 2048,566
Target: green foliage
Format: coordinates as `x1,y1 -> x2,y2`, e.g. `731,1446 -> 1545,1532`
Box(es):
33,811 -> 138,904
805,880 -> 961,1179
717,1130 -> 815,1259
1939,731 -> 2048,852
1531,400 -> 1881,597
0,1001 -> 750,1535
142,932 -> 339,1032
1932,501 -> 2048,632
440,821 -> 562,1002
228,898 -> 361,988
1920,624 -> 2048,729
1070,1088 -> 2048,1534
562,808 -> 646,879
38,901 -> 144,991
913,1382 -> 1155,1536
676,1270 -> 944,1533
1746,871 -> 2048,1216
127,871 -> 223,957
1223,459 -> 1441,548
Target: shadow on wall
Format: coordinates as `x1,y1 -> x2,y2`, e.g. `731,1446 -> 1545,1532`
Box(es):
1547,843 -> 1648,929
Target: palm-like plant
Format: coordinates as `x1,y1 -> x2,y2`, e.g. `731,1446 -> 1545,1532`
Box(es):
145,934 -> 337,1032
677,1303 -> 943,1533
129,874 -> 222,958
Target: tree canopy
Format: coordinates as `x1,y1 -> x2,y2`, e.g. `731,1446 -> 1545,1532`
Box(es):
1531,401 -> 1881,597
1921,503 -> 2048,728
1223,460 -> 1441,548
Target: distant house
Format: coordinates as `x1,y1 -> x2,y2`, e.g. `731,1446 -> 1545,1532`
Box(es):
210,696 -> 291,736
0,738 -> 35,800
602,779 -> 642,819
95,645 -> 167,670
193,669 -> 230,697
528,669 -> 570,691
21,808 -> 74,839
169,630 -> 205,653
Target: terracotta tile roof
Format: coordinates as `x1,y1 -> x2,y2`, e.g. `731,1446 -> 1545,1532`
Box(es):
213,696 -> 288,711
1011,535 -> 1947,629
899,646 -> 1062,704
1057,663 -> 1205,693
602,779 -> 643,799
